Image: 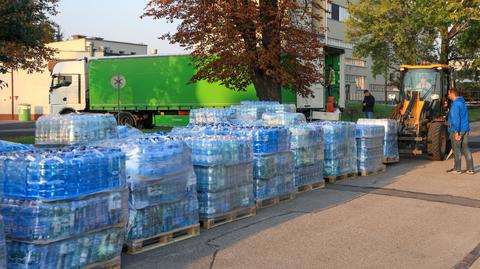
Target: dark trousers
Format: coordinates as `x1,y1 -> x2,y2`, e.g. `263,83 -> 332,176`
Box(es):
450,132 -> 474,171
327,85 -> 332,96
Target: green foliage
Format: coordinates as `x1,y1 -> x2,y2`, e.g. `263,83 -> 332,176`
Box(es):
346,0 -> 480,76
0,0 -> 58,85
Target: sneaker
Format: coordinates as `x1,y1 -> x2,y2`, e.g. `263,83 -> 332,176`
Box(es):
466,170 -> 475,175
446,169 -> 462,174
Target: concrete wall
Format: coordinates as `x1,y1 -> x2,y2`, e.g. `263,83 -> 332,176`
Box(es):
0,37 -> 148,120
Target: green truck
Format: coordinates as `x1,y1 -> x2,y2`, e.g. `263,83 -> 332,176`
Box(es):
49,54 -> 335,127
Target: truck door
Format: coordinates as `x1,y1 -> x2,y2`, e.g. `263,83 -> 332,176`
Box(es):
50,74 -> 81,112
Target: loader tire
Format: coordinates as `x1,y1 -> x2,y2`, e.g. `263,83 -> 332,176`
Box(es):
428,122 -> 448,161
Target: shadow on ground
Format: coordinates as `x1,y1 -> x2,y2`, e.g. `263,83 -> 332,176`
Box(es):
122,155 -> 439,269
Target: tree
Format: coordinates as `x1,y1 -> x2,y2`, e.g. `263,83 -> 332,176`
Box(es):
346,0 -> 480,74
0,0 -> 58,87
144,0 -> 324,101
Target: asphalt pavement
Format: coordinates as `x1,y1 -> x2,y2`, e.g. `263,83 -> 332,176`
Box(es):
123,148 -> 480,269
0,120 -> 35,137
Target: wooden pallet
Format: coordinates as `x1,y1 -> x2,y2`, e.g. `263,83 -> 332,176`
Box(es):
324,172 -> 357,184
256,192 -> 296,209
85,257 -> 121,269
383,157 -> 400,164
296,180 -> 326,193
358,166 -> 386,177
200,206 -> 256,229
125,224 -> 200,255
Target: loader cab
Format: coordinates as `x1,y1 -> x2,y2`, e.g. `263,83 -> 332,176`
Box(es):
399,64 -> 450,120
49,60 -> 88,114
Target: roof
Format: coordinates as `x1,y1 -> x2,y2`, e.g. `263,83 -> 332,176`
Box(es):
400,64 -> 449,70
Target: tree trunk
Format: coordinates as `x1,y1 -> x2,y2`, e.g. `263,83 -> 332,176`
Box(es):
383,70 -> 388,104
253,70 -> 282,101
256,0 -> 282,102
440,27 -> 449,64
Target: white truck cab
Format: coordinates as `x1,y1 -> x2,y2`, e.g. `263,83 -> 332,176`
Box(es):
49,59 -> 88,114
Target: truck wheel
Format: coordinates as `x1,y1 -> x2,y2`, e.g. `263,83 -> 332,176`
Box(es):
428,122 -> 448,161
118,112 -> 137,127
60,108 -> 76,115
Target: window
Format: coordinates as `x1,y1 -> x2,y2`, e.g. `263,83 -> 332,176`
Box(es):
346,58 -> 366,67
346,74 -> 366,90
331,3 -> 340,21
369,84 -> 385,92
329,3 -> 349,22
51,75 -> 72,90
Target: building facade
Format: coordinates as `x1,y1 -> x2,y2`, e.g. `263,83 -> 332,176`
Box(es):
0,35 -> 148,120
320,0 -> 398,104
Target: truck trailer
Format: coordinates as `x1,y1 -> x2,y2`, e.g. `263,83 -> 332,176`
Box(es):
49,54 -> 334,127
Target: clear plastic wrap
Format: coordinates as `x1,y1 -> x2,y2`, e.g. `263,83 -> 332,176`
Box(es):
0,147 -> 126,200
253,151 -> 294,179
355,125 -> 385,138
195,163 -> 253,193
189,108 -> 233,125
314,121 -> 358,177
355,124 -> 386,173
289,124 -> 323,149
0,216 -> 6,269
262,112 -> 306,126
230,103 -> 296,124
0,140 -> 33,153
117,124 -> 144,139
35,113 -> 118,145
176,135 -> 253,166
97,136 -> 193,181
294,162 -> 324,188
6,226 -> 124,269
0,189 -> 128,242
356,137 -> 384,149
127,191 -> 199,241
197,184 -> 254,219
292,145 -> 323,168
129,170 -> 196,209
254,173 -> 295,200
357,119 -> 399,162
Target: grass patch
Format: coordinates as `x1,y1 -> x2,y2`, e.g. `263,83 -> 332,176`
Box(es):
1,136 -> 35,144
469,107 -> 480,122
341,101 -> 395,122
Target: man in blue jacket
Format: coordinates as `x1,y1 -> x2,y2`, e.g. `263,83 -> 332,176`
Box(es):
447,88 -> 474,175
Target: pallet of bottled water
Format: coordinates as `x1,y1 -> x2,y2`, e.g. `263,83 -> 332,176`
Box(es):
356,125 -> 386,176
0,146 -> 127,268
96,135 -> 201,251
7,226 -> 125,269
230,101 -> 296,124
0,140 -> 33,153
0,216 -> 6,269
253,151 -> 295,201
262,112 -> 306,126
35,113 -> 118,146
126,199 -> 200,254
168,134 -> 256,228
314,121 -> 358,181
357,118 -> 399,163
289,124 -> 325,189
189,108 -> 233,125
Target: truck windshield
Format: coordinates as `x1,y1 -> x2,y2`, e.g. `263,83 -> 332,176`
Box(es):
51,75 -> 72,90
402,69 -> 441,101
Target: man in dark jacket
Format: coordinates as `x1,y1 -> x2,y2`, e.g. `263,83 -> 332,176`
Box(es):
447,88 -> 474,175
362,90 -> 375,118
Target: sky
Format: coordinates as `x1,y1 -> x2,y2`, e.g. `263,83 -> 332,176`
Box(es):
53,0 -> 185,54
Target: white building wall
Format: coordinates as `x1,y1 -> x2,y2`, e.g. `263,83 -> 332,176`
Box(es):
0,36 -> 147,120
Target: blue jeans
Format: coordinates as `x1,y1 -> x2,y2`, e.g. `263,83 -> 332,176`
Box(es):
364,112 -> 374,119
450,132 -> 474,171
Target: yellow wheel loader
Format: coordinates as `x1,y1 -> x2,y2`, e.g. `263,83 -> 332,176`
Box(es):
390,64 -> 452,161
